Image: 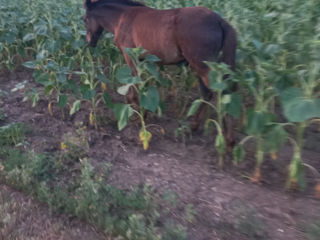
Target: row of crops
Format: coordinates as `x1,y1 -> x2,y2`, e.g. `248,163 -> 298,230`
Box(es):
0,0 -> 320,192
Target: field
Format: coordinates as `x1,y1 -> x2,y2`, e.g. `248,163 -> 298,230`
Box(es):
0,0 -> 320,239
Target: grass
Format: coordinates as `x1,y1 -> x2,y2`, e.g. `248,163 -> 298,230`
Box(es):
305,218 -> 320,240
0,122 -> 187,239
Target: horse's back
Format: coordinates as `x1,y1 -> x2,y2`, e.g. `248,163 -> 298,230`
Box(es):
116,7 -> 184,64
115,6 -> 226,64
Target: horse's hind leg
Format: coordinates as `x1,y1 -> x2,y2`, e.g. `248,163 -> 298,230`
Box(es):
187,60 -> 236,151
188,64 -> 213,131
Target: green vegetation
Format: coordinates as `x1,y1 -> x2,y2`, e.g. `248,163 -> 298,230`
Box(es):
1,0 -> 320,238
305,218 -> 320,240
0,122 -> 187,239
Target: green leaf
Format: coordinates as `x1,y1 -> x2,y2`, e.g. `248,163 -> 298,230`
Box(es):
34,72 -> 51,86
222,94 -> 231,104
252,39 -> 263,50
66,80 -> 79,95
145,54 -> 160,62
57,73 -> 67,84
117,84 -> 132,96
281,87 -> 320,122
80,85 -> 96,100
34,24 -> 48,36
245,110 -> 274,136
23,61 -> 38,69
31,92 -> 39,108
70,100 -> 81,115
113,104 -> 133,131
232,145 -> 246,164
215,134 -> 226,154
115,67 -> 130,83
23,33 -> 36,42
116,66 -> 135,84
44,85 -> 54,94
140,86 -> 160,113
210,82 -> 227,91
145,62 -> 160,80
225,93 -> 242,118
262,124 -> 288,152
36,50 -> 48,60
103,93 -> 113,108
58,94 -> 68,109
187,99 -> 202,117
97,73 -> 109,83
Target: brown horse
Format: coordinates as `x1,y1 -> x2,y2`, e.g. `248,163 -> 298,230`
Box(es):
83,0 -> 237,147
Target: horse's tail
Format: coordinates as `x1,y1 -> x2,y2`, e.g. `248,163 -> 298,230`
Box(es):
219,20 -> 237,71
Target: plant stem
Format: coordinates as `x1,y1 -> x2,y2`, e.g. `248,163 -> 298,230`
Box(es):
255,137 -> 264,170
296,122 -> 306,149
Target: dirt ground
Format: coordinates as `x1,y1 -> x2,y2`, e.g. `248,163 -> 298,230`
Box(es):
0,68 -> 320,240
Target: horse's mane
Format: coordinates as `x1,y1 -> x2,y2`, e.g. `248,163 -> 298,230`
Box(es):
85,0 -> 145,10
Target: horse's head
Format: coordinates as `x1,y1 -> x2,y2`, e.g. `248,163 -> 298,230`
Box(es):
83,0 -> 103,47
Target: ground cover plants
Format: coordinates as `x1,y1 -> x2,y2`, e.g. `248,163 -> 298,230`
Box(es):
0,0 -> 320,239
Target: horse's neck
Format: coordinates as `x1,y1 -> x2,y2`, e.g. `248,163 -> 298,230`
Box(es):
96,5 -> 134,34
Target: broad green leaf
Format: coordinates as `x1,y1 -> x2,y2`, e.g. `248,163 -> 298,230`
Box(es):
66,80 -> 79,95
262,124 -> 288,152
115,66 -> 141,84
97,72 -> 109,83
57,73 -> 67,84
117,84 -> 132,96
23,33 -> 36,42
210,82 -> 228,91
80,85 -> 96,100
23,61 -> 38,69
115,66 -> 132,83
103,93 -> 113,108
187,99 -> 202,117
215,134 -> 226,154
36,50 -> 48,60
140,86 -> 160,113
58,94 -> 68,109
245,109 -> 274,136
264,44 -> 281,55
113,104 -> 133,131
44,85 -> 54,94
70,100 -> 81,115
145,62 -> 160,80
31,92 -> 39,107
281,87 -> 320,122
252,39 -> 263,50
222,94 -> 231,104
232,145 -> 245,164
34,24 -> 47,36
145,54 -> 160,62
225,93 -> 242,118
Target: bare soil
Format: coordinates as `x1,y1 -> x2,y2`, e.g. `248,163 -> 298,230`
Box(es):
0,68 -> 319,240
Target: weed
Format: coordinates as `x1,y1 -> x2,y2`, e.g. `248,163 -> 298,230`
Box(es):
0,123 -> 29,146
0,108 -> 5,121
305,218 -> 320,240
232,204 -> 268,240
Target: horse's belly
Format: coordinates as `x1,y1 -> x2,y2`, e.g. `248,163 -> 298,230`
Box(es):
135,39 -> 184,64
158,46 -> 184,64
